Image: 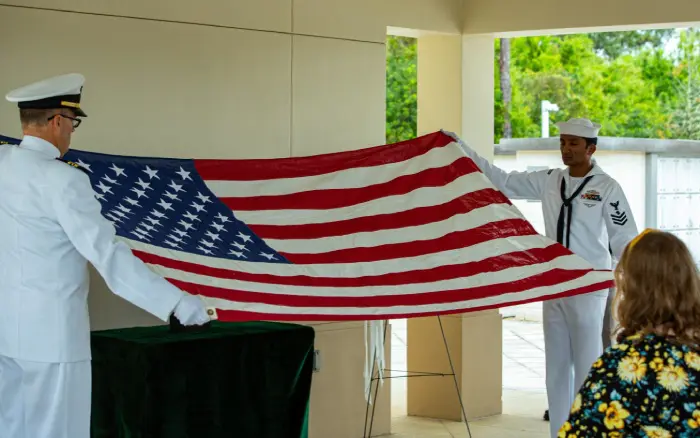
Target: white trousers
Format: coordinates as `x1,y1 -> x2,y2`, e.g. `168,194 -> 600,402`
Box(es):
543,291 -> 606,438
0,355 -> 91,438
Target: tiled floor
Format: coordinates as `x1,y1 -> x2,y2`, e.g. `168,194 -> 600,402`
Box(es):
502,319 -> 546,392
388,304 -> 549,437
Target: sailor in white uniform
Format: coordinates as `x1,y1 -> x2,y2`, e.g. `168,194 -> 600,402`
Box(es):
0,73 -> 211,438
444,118 -> 639,438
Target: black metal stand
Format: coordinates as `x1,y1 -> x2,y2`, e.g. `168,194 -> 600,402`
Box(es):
362,316 -> 472,438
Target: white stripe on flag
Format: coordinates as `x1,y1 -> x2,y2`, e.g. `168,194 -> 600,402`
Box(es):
149,254 -> 594,297
230,172 -> 495,227
262,203 -> 525,254
200,270 -> 612,316
203,141 -> 465,198
125,234 -> 575,277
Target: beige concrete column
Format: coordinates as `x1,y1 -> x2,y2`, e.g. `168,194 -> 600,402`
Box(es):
407,33 -> 502,422
307,322 -> 392,438
460,34 -> 496,156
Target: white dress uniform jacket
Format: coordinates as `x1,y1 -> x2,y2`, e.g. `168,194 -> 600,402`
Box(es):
458,150 -> 637,270
450,136 -> 638,438
0,136 -> 185,364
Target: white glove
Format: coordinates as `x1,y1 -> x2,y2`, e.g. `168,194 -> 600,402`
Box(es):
173,293 -> 210,326
440,129 -> 463,145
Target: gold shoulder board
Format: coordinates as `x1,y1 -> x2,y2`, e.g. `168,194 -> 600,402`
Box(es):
57,158 -> 89,175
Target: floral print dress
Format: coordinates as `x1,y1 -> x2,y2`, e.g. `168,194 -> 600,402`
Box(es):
560,333 -> 700,437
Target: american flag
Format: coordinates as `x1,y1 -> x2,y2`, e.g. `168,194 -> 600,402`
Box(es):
0,132 -> 614,322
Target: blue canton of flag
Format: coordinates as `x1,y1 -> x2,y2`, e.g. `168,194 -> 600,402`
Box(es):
62,149 -> 288,264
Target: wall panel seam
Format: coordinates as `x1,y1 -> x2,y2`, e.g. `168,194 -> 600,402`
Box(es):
0,4 -> 385,45
290,0 -> 295,158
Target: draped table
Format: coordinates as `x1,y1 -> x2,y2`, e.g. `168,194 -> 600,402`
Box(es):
90,321 -> 315,438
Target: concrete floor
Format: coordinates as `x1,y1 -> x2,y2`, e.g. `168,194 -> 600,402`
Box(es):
388,303 -> 549,437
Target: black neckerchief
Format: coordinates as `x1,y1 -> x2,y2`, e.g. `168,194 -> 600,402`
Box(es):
556,170 -> 595,248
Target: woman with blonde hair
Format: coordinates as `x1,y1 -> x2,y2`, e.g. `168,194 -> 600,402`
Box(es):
560,229 -> 700,437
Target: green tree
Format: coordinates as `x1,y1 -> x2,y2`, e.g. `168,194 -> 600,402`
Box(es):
636,47 -> 678,109
669,29 -> 700,139
495,32 -> 675,140
670,77 -> 700,139
499,38 -> 513,138
600,54 -> 672,138
385,29 -> 699,143
588,30 -> 674,59
385,36 -> 417,144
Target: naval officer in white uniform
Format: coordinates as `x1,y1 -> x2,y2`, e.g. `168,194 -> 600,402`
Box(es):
444,118 -> 639,438
0,73 -> 211,438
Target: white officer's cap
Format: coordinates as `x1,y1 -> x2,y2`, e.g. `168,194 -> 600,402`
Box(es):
5,73 -> 87,117
555,118 -> 600,138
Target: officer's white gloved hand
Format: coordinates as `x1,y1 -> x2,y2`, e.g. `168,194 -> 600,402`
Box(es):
173,293 -> 210,326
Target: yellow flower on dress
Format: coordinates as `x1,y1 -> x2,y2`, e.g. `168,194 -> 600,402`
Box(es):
650,357 -> 664,372
688,410 -> 700,429
642,426 -> 672,438
599,401 -> 630,430
618,354 -> 647,383
592,358 -> 604,369
685,350 -> 700,372
658,365 -> 689,392
614,343 -> 629,351
571,394 -> 582,414
558,421 -> 572,438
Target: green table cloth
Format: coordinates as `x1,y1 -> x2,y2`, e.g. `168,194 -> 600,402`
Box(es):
90,321 -> 315,438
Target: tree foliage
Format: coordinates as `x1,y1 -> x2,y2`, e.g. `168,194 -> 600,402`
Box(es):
669,29 -> 700,139
386,36 -> 417,144
588,30 -> 674,59
495,33 -> 675,140
385,29 -> 700,143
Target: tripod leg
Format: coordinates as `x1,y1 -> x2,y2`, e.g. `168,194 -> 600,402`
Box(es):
363,330 -> 377,437
437,316 -> 472,438
364,320 -> 389,438
367,321 -> 389,438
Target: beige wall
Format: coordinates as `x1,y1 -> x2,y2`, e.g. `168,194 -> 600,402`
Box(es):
0,3 -> 387,321
463,0 -> 700,35
1,0 -> 464,42
0,2 -> 397,436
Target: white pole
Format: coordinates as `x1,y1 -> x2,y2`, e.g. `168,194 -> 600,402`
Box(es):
541,100 -> 560,138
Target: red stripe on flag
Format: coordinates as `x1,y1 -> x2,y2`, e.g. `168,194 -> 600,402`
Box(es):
219,157 -> 480,211
279,218 -> 537,264
249,189 -> 511,240
210,280 -> 615,322
169,268 -> 593,307
135,243 -> 572,288
194,131 -> 453,181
